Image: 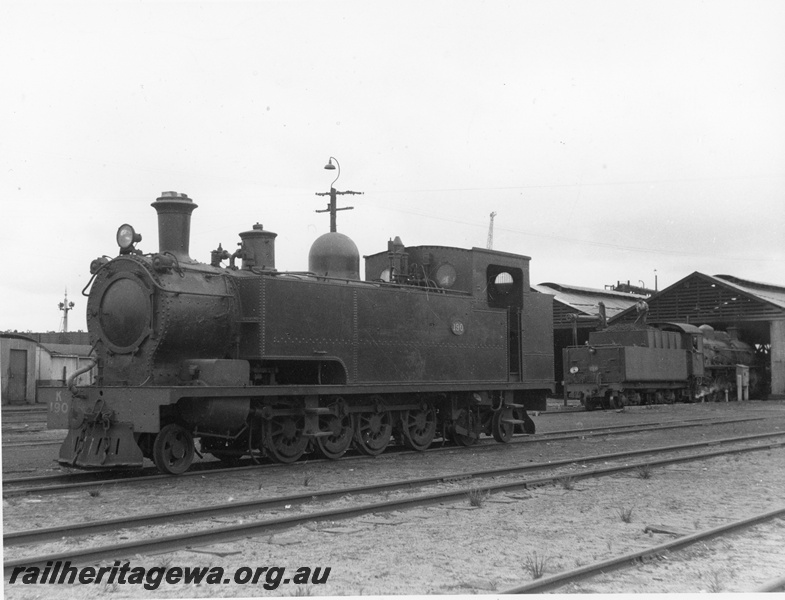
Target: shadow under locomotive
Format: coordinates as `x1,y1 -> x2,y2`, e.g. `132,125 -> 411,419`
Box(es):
50,192 -> 554,474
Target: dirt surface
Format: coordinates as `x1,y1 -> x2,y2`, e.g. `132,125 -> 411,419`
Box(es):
3,400 -> 785,597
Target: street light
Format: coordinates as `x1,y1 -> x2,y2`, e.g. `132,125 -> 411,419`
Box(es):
315,157 -> 363,233
324,156 -> 340,187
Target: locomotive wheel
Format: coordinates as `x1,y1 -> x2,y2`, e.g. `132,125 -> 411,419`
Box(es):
264,415 -> 308,463
354,411 -> 392,456
491,410 -> 513,443
451,408 -> 479,446
400,404 -> 437,452
152,424 -> 195,475
316,413 -> 354,460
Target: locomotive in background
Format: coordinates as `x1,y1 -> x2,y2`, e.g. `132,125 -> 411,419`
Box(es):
563,321 -> 760,410
50,191 -> 553,473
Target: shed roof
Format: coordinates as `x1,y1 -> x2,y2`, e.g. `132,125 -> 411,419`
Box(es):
42,343 -> 95,357
1,334 -> 93,358
713,275 -> 785,310
534,282 -> 646,326
609,272 -> 785,326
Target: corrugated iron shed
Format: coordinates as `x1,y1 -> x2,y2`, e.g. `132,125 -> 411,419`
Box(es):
534,282 -> 647,329
609,272 -> 785,326
714,275 -> 785,311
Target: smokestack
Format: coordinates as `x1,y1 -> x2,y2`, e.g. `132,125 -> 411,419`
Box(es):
151,192 -> 198,260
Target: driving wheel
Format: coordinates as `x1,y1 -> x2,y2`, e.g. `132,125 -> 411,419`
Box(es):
316,413 -> 354,460
400,404 -> 437,451
264,415 -> 308,463
354,410 -> 392,456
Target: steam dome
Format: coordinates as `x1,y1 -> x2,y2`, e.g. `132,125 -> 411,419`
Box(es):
308,232 -> 360,280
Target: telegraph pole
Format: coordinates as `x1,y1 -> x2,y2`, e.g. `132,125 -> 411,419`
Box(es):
315,157 -> 363,232
58,289 -> 75,332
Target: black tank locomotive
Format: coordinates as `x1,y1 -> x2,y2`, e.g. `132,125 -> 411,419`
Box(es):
52,192 -> 554,473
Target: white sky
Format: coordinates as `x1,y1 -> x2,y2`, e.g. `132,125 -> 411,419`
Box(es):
1,0 -> 784,333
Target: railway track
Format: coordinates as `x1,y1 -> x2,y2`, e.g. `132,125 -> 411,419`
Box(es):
500,507 -> 785,593
5,430 -> 784,572
2,440 -> 62,449
755,574 -> 785,592
2,414 -> 770,496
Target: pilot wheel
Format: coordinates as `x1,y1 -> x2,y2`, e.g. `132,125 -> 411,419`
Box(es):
153,423 -> 195,475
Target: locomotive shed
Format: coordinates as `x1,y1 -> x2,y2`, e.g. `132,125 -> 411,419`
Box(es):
610,273 -> 785,399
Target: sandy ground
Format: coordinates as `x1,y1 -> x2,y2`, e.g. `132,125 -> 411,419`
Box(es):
3,400 -> 785,597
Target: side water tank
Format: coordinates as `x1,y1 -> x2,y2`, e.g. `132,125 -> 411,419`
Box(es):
308,232 -> 360,280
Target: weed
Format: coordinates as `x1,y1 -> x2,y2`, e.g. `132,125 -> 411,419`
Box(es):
616,506 -> 634,523
556,475 -> 575,490
523,552 -> 550,580
635,464 -> 653,479
664,497 -> 682,510
303,476 -> 313,487
291,585 -> 314,596
89,490 -> 101,498
467,488 -> 490,508
103,582 -> 119,593
703,569 -> 724,593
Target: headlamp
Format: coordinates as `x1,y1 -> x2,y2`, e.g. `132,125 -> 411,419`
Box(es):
116,224 -> 141,251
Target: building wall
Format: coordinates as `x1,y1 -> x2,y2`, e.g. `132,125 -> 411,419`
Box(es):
36,350 -> 94,387
1,337 -> 38,404
2,335 -> 95,405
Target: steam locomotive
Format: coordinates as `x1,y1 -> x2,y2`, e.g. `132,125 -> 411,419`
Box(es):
50,192 -> 554,473
563,322 -> 758,410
